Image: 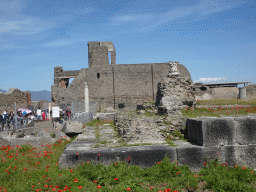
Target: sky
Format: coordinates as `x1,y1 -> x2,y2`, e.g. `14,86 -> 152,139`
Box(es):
0,0 -> 255,92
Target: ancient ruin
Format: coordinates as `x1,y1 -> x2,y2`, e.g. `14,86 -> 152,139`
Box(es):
51,41 -> 192,111
0,88 -> 31,112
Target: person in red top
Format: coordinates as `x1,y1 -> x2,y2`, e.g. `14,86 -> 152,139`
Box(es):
42,111 -> 46,120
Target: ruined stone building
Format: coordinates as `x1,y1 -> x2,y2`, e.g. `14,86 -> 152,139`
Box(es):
0,88 -> 31,112
51,41 -> 192,110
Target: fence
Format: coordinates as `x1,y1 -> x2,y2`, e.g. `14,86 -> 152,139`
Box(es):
0,117 -> 32,132
70,102 -> 96,116
70,102 -> 96,124
57,102 -> 96,124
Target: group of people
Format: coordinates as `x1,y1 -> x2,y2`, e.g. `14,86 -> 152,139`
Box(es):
0,108 -> 73,130
51,108 -> 72,124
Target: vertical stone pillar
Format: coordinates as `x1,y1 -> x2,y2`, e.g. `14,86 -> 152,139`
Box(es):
239,87 -> 246,100
84,82 -> 89,112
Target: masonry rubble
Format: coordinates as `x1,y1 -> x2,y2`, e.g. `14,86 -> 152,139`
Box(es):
0,120 -> 70,148
114,62 -> 197,145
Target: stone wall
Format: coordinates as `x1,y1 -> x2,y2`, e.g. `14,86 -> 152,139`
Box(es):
0,88 -> 31,113
155,75 -> 195,115
246,84 -> 256,99
52,64 -> 192,111
194,86 -> 242,100
211,87 -> 239,99
52,41 -> 193,111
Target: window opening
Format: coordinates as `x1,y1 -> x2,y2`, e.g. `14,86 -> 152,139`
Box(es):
108,52 -> 111,64
97,73 -> 100,79
118,103 -> 125,109
68,78 -> 74,87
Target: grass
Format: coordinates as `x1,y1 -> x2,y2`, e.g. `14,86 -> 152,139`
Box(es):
2,100 -> 256,191
1,141 -> 256,192
181,105 -> 256,118
196,99 -> 256,106
83,119 -> 116,141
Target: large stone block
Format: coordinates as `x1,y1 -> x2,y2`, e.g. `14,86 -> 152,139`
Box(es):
187,117 -> 236,147
59,145 -> 177,169
236,116 -> 256,145
62,120 -> 83,134
177,146 -> 218,172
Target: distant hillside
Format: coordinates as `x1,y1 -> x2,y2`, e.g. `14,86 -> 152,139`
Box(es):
0,89 -> 7,93
31,90 -> 51,102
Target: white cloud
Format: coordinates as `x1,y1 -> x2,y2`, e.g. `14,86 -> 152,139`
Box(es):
195,77 -> 228,83
107,0 -> 246,28
0,17 -> 55,35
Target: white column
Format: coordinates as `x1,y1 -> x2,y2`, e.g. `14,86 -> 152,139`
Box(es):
84,82 -> 89,112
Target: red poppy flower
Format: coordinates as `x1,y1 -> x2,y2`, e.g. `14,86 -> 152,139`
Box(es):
94,180 -> 97,183
97,185 -> 101,189
114,178 -> 118,181
203,163 -> 207,165
150,187 -> 153,190
127,187 -> 131,191
98,154 -> 100,156
166,189 -> 171,192
87,161 -> 89,164
242,167 -> 246,169
74,178 -> 78,182
78,186 -> 82,189
70,169 -> 73,173
76,153 -> 79,155
32,186 -> 35,188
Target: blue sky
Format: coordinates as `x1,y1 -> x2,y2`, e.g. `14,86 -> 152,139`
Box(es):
1,0 -> 255,92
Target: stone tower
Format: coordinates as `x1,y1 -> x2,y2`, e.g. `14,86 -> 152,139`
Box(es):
88,41 -> 116,68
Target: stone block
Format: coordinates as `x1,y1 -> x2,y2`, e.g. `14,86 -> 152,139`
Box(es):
59,145 -> 177,169
177,146 -> 218,172
236,116 -> 256,145
62,120 -> 83,134
187,117 -> 236,147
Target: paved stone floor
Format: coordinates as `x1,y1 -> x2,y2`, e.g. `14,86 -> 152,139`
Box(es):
64,123 -> 196,152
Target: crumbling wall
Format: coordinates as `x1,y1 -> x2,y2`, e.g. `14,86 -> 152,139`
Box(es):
156,75 -> 195,115
0,88 -> 31,112
52,62 -> 192,111
51,41 -> 193,111
88,41 -> 116,67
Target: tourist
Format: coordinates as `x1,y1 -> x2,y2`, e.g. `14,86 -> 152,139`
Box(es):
42,110 -> 46,120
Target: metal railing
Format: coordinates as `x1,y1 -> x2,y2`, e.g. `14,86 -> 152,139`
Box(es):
72,102 -> 95,114
0,117 -> 33,132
